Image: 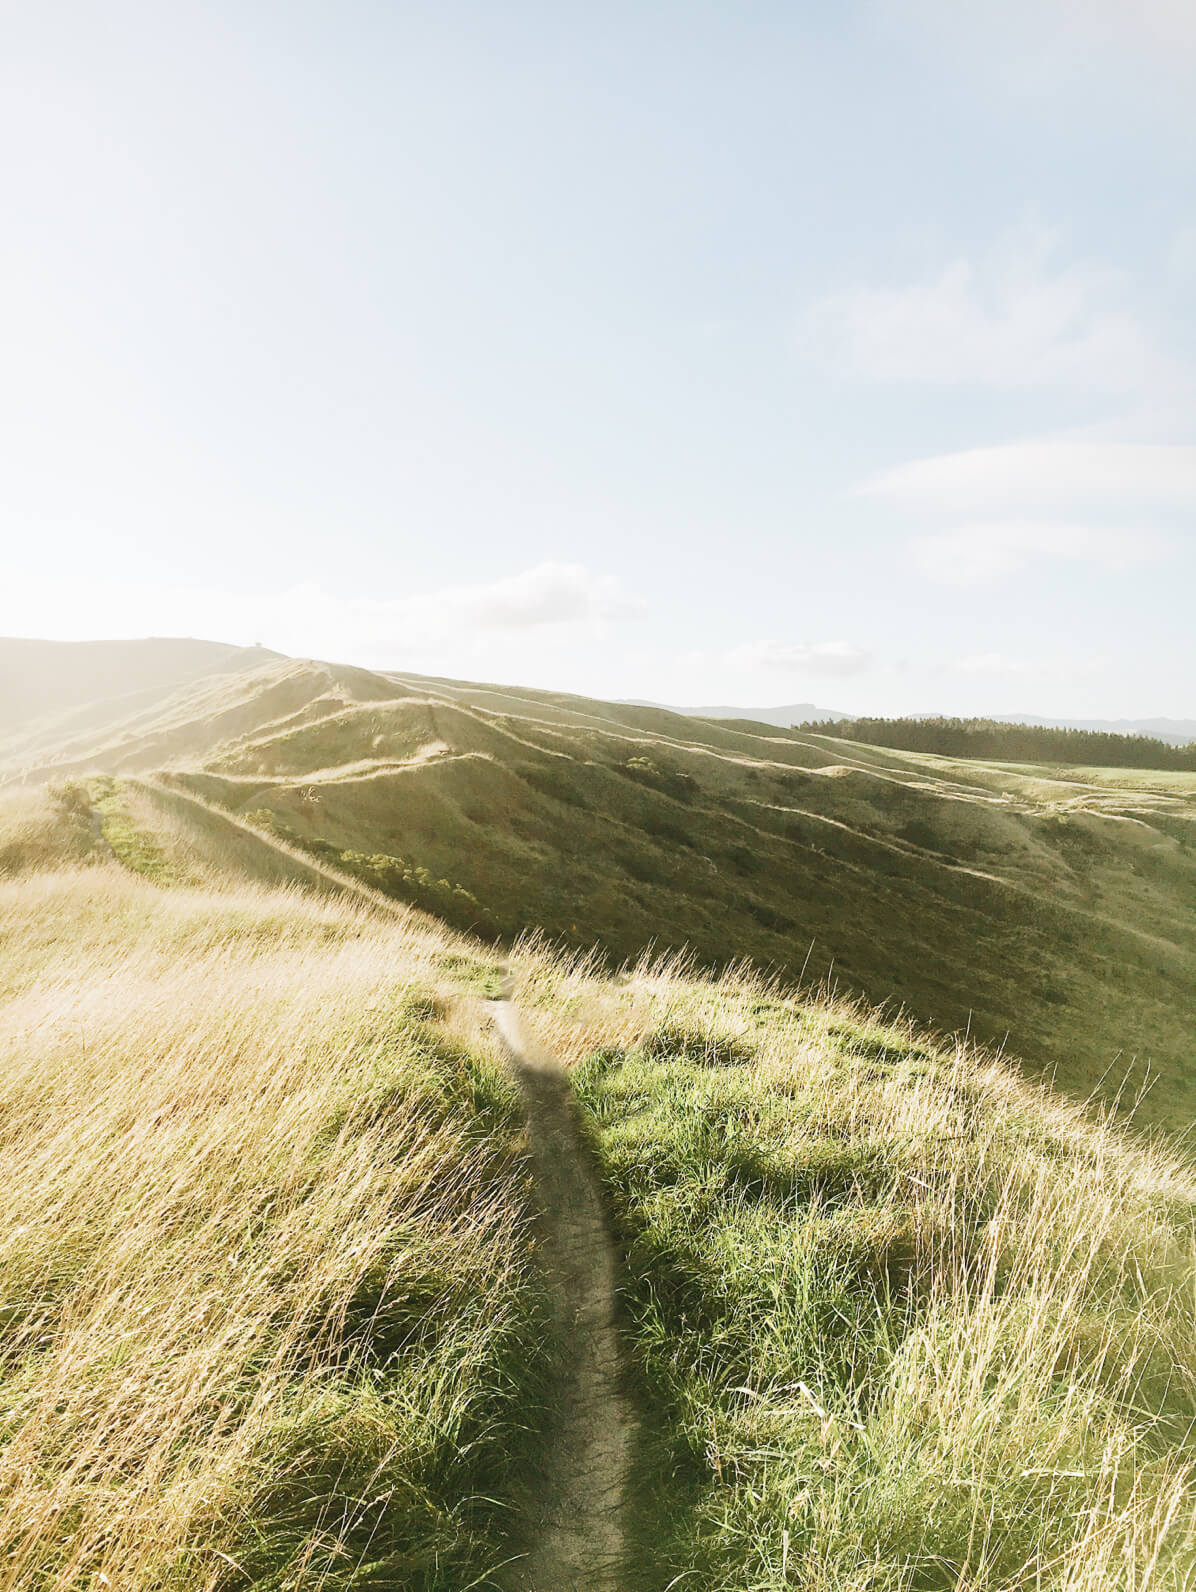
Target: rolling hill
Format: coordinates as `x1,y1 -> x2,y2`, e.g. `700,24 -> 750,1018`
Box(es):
2,774 -> 1195,1588
4,639 -> 1195,1130
0,637 -> 282,773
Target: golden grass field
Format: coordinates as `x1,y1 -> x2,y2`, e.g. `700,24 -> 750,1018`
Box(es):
1,776 -> 1194,1587
0,789 -> 553,1588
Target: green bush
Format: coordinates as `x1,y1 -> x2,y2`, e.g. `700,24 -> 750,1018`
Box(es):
620,756 -> 699,803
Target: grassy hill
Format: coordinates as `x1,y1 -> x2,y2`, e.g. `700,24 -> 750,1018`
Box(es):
0,786 -> 549,1588
0,637 -> 281,775
1,779 -> 1194,1587
4,640 -> 1195,1130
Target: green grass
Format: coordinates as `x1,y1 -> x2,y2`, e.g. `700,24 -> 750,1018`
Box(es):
169,681 -> 1196,1132
514,950 -> 1196,1589
88,774 -> 187,883
242,807 -> 501,938
5,772 -> 1196,1588
7,646 -> 1196,1130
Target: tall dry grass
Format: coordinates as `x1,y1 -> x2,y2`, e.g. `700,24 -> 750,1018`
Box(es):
0,783 -> 100,878
0,851 -> 543,1590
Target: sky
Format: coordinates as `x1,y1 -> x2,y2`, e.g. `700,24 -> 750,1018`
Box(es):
2,0 -> 1194,716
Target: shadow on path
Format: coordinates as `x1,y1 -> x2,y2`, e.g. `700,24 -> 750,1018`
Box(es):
490,996 -> 634,1592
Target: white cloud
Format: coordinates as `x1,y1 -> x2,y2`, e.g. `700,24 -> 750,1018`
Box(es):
888,0 -> 1196,54
860,442 -> 1196,511
5,563 -> 645,663
261,564 -> 644,658
1065,0 -> 1196,51
911,521 -> 1159,585
727,639 -> 872,675
399,561 -> 643,632
803,227 -> 1173,392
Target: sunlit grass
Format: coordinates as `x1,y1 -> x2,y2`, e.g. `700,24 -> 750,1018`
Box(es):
4,778 -> 1196,1589
0,782 -> 100,877
0,825 -> 545,1590
515,946 -> 1196,1588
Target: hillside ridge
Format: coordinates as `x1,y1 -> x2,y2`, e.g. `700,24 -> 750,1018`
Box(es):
5,638 -> 1195,1130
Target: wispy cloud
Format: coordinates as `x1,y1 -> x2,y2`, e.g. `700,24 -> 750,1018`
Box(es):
911,522 -> 1159,585
7,563 -> 645,663
400,562 -> 643,631
803,227 -> 1174,392
727,640 -> 872,675
859,442 -> 1196,510
237,563 -> 644,651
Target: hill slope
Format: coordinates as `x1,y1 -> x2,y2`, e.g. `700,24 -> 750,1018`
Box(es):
0,788 -> 553,1588
2,782 -> 1195,1588
5,641 -> 1195,1129
0,637 -> 283,772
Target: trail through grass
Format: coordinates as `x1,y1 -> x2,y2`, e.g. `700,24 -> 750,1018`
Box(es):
0,820 -> 552,1590
490,997 -> 634,1590
4,781 -> 1196,1589
513,949 -> 1196,1589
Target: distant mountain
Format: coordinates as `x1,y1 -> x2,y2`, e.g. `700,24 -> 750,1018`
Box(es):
0,636 -> 283,770
622,700 -> 851,728
0,637 -> 280,733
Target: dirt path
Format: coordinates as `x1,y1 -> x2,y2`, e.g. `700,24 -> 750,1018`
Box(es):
490,996 -> 634,1592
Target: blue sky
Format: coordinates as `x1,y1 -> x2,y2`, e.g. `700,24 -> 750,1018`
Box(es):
2,0 -> 1193,714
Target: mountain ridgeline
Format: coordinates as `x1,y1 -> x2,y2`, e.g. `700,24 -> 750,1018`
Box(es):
4,638 -> 1196,1131
798,714 -> 1196,769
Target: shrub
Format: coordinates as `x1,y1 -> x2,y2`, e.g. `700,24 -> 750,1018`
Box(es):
620,756 -> 699,803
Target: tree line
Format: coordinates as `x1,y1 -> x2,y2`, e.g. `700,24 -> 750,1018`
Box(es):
792,716 -> 1196,770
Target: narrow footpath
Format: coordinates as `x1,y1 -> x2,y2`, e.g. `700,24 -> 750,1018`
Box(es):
490,996 -> 634,1592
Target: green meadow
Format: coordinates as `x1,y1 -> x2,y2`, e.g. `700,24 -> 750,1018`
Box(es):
1,641 -> 1194,1587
